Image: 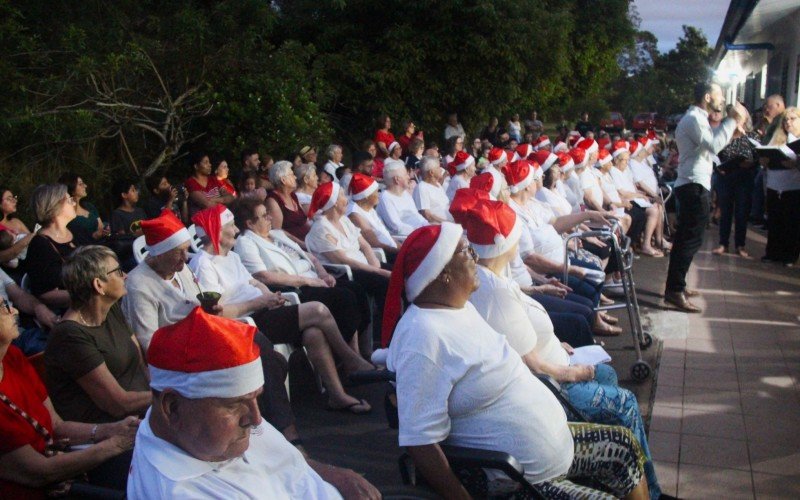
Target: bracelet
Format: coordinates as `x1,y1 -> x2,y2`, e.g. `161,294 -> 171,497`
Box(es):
90,424 -> 98,443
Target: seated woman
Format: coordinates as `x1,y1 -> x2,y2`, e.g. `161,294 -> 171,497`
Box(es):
189,205 -> 374,414
293,163 -> 318,214
451,193 -> 661,498
0,187 -> 34,277
231,198 -> 372,356
305,182 -> 391,343
26,184 -> 78,310
578,146 -> 633,234
346,173 -> 399,261
383,223 -> 649,499
445,151 -> 477,201
184,151 -> 235,219
266,161 -> 312,247
212,155 -> 237,197
413,156 -> 452,223
0,298 -> 138,497
536,155 -> 575,216
58,173 -> 108,246
44,246 -> 150,424
596,149 -> 648,253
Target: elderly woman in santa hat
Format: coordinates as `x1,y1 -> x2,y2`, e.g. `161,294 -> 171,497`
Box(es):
383,223 -> 650,500
189,205 -> 374,414
305,182 -> 391,340
413,156 -> 452,224
346,174 -> 399,262
444,151 -> 476,201
451,191 -> 663,499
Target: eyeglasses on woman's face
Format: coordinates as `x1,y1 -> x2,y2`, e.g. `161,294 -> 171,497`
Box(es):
2,194 -> 17,203
105,265 -> 124,278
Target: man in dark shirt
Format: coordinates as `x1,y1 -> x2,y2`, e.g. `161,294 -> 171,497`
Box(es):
575,112 -> 594,137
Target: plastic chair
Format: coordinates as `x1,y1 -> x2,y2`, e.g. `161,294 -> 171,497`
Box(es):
132,235 -> 148,264
187,224 -> 203,254
373,248 -> 387,264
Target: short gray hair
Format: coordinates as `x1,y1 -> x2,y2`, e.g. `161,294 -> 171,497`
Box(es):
326,144 -> 342,160
269,160 -> 294,186
62,245 -> 118,309
293,163 -> 315,187
419,155 -> 440,174
32,184 -> 68,226
383,163 -> 406,183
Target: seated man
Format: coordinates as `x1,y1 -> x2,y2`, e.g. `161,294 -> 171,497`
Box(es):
376,161 -> 427,238
128,308 -> 379,498
347,173 -> 399,261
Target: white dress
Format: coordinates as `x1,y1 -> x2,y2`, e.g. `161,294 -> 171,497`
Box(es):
347,203 -> 398,249
305,216 -> 368,265
413,181 -> 453,221
376,190 -> 428,237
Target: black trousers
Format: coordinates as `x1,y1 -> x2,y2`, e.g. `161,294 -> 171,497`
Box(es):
717,168 -> 756,248
764,188 -> 800,264
666,183 -> 710,293
252,331 -> 294,432
534,293 -> 596,347
351,267 -> 391,344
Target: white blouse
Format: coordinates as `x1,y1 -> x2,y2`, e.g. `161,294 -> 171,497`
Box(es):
305,216 -> 368,265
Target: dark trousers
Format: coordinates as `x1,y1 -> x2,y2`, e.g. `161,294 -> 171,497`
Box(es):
666,183 -> 710,293
252,332 -> 294,432
750,168 -> 766,222
764,188 -> 800,264
351,267 -> 391,343
534,293 -> 595,347
717,169 -> 755,248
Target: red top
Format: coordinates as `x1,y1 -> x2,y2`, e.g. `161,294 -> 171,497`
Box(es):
374,130 -> 395,159
372,157 -> 386,180
267,191 -> 310,240
217,178 -> 237,197
397,131 -> 424,155
185,176 -> 224,218
0,346 -> 52,500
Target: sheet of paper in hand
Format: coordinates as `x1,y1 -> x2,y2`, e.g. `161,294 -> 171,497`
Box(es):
569,345 -> 612,366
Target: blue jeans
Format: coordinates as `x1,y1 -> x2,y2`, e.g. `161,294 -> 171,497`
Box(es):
11,327 -> 49,356
562,363 -> 661,499
717,168 -> 755,248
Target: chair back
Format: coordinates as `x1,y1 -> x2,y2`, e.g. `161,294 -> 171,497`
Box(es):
187,224 -> 203,254
132,235 -> 148,264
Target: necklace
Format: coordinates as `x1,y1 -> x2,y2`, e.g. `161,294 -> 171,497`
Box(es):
77,309 -> 98,327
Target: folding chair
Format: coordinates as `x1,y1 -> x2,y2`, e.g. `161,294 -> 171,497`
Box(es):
132,235 -> 148,264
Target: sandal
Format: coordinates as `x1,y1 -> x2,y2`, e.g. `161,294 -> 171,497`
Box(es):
593,325 -> 623,337
711,245 -> 727,256
599,294 -> 615,306
599,312 -> 619,325
327,398 -> 372,415
639,247 -> 664,257
736,247 -> 751,259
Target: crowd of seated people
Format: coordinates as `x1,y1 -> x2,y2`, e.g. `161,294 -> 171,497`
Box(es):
1,109 -> 734,498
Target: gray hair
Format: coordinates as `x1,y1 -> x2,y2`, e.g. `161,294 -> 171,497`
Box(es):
326,144 -> 342,160
269,160 -> 294,186
293,163 -> 315,188
419,155 -> 441,175
383,163 -> 406,183
32,183 -> 69,226
62,245 -> 119,309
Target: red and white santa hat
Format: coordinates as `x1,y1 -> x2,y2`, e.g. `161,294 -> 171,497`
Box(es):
141,209 -> 191,257
556,152 -> 575,173
533,149 -> 558,172
553,141 -> 569,153
470,169 -> 505,200
594,148 -> 612,168
612,140 -> 630,158
450,189 -> 521,259
534,134 -> 551,150
629,140 -> 642,155
191,205 -> 235,254
381,222 -> 463,347
447,150 -> 475,173
349,173 -> 379,201
569,147 -> 587,169
386,141 -> 401,155
502,159 -> 536,193
488,147 -> 508,166
597,138 -> 611,151
516,143 -> 535,159
148,307 -> 263,399
576,138 -> 598,154
307,181 -> 341,219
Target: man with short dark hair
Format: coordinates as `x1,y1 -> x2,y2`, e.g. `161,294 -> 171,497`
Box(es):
575,112 -> 593,137
664,81 -> 746,312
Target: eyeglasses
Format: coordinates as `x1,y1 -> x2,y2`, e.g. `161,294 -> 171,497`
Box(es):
1,298 -> 11,314
456,244 -> 477,261
105,266 -> 124,278
2,195 -> 17,202
254,212 -> 271,221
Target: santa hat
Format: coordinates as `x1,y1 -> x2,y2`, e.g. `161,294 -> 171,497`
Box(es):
594,148 -> 612,168
148,307 -> 263,399
470,169 -> 504,200
349,173 -> 379,201
556,152 -> 575,173
597,138 -> 611,151
502,160 -> 535,194
450,191 -> 522,259
386,141 -> 401,155
629,140 -> 642,155
534,135 -> 551,150
191,205 -> 235,255
516,143 -> 534,159
553,141 -> 569,153
488,147 -> 508,166
382,223 -> 463,347
141,209 -> 191,257
533,150 -> 558,172
612,140 -> 630,159
507,150 -> 520,163
447,151 -> 475,173
576,138 -> 598,154
569,147 -> 587,168
307,181 -> 341,219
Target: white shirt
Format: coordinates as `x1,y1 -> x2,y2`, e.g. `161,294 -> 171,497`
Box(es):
347,203 -> 397,249
510,252 -> 533,288
510,199 -> 565,264
0,268 -> 15,304
629,158 -> 659,194
610,167 -> 652,207
536,187 -> 572,217
445,174 -> 470,201
122,263 -> 199,352
444,123 -> 466,141
305,216 -> 368,265
765,132 -> 800,192
386,304 -> 573,484
579,168 -> 603,208
599,172 -> 622,204
188,250 -> 263,306
234,229 -> 316,279
128,410 -> 341,499
470,266 -> 569,367
376,190 -> 427,237
413,181 -> 452,221
675,105 -> 737,190
295,191 -> 313,209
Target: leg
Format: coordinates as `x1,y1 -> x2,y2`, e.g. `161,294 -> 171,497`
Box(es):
764,189 -> 783,260
301,327 -> 370,412
716,175 -> 734,249
299,285 -> 361,343
251,331 -> 296,437
297,301 -> 373,373
733,171 -> 754,250
640,205 -> 662,254
548,312 -> 595,347
665,184 -> 710,293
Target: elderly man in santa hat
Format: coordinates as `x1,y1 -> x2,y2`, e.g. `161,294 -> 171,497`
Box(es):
128,308 -> 379,499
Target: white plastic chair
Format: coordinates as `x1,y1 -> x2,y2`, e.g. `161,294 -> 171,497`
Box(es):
132,235 -> 148,264
187,224 -> 203,254
373,248 -> 387,264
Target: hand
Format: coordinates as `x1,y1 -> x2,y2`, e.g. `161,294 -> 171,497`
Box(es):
34,303 -> 58,330
378,268 -> 392,279
322,274 -> 337,287
322,465 -> 382,500
560,342 -> 575,355
566,364 -> 595,383
305,277 -> 328,288
547,278 -> 572,292
262,291 -> 286,309
99,416 -> 140,441
98,434 -> 135,454
167,187 -> 178,203
587,211 -> 610,226
535,284 -> 567,298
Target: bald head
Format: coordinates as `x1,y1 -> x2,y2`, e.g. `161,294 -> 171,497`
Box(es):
765,95 -> 785,121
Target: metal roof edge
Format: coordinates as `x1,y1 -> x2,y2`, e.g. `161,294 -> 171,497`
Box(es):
712,0 -> 761,67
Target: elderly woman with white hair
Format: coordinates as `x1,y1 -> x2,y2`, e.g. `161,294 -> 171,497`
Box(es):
292,163 -> 318,215
445,151 -> 476,201
413,156 -> 452,223
320,144 -> 343,184
305,182 -> 391,342
377,162 -> 428,238
266,160 -> 311,248
347,173 -> 399,262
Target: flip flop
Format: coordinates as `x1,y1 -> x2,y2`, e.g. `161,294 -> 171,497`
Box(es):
327,399 -> 372,415
639,248 -> 664,258
593,325 -> 623,337
599,313 -> 619,325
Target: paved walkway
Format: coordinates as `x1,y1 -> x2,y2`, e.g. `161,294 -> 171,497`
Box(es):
648,228 -> 800,499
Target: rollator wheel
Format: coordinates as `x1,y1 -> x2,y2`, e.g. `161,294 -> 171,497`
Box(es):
631,361 -> 651,381
640,332 -> 653,350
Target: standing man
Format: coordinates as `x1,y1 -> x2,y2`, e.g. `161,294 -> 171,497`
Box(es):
664,81 -> 745,312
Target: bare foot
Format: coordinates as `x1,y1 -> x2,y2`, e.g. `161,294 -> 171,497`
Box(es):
640,246 -> 664,257
712,245 -> 726,255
